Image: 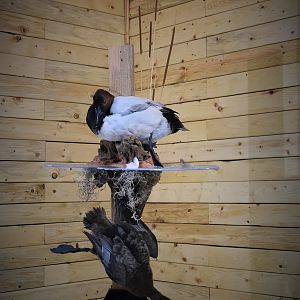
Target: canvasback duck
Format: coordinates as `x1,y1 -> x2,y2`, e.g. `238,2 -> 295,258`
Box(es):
86,89 -> 187,166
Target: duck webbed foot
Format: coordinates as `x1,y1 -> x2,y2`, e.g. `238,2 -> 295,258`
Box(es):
50,243 -> 91,254
148,133 -> 163,167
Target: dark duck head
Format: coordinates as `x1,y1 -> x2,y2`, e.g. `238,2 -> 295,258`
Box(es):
86,89 -> 114,135
82,207 -> 170,300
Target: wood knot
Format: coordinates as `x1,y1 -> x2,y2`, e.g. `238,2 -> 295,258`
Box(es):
51,172 -> 58,179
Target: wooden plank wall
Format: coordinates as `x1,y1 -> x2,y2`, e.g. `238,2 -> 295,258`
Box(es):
0,1 -> 125,299
130,0 -> 300,299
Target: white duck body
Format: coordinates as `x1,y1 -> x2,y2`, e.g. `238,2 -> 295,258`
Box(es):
99,96 -> 172,143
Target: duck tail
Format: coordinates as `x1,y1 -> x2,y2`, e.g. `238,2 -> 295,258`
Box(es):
83,207 -> 112,230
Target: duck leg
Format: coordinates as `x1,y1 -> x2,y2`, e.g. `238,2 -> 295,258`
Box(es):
148,133 -> 163,167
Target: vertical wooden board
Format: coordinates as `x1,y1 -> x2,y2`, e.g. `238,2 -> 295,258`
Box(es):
143,203 -> 209,224
55,0 -> 124,16
151,261 -> 300,298
207,16 -> 299,56
0,202 -> 107,226
0,53 -> 45,79
109,45 -> 135,96
0,183 -> 45,204
0,225 -> 44,248
150,181 -> 300,204
158,133 -> 300,162
0,74 -> 96,104
45,182 -> 110,203
151,223 -> 300,250
153,281 -> 209,300
45,101 -> 89,123
130,0 -> 206,36
210,204 -> 300,227
0,32 -> 109,67
45,20 -> 124,49
45,61 -> 109,86
0,0 -> 124,34
210,288 -> 291,300
0,118 -> 99,143
44,260 -> 106,285
45,142 -> 98,162
168,86 -> 300,122
0,278 -> 111,300
206,110 -> 300,140
0,139 -> 45,161
0,96 -> 44,119
0,242 -> 95,270
0,161 -> 78,183
207,63 -> 300,98
134,38 -> 206,71
0,10 -> 45,38
0,267 -> 44,292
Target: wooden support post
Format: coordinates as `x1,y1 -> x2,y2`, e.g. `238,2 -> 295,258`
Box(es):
108,45 -> 135,96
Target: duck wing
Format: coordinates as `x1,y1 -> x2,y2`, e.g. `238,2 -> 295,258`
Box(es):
84,231 -> 138,285
132,220 -> 158,259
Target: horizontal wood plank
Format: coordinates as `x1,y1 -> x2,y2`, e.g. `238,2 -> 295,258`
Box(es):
0,241 -> 95,270
160,157 -> 300,183
208,16 -> 299,56
130,0 -> 206,36
143,203 -> 209,224
0,224 -> 44,248
210,288 -> 291,300
154,281 -> 209,300
168,86 -> 300,122
45,101 -> 89,123
0,10 -> 44,38
135,39 -> 300,88
0,0 -> 124,33
131,0 -> 298,50
0,32 -> 108,67
209,204 -> 300,227
151,223 -> 300,251
206,110 -> 300,140
0,74 -> 97,103
0,202 -> 109,226
130,0 -> 192,17
157,242 -> 300,274
46,142 -> 98,162
0,117 -> 98,143
0,267 -> 44,292
0,139 -> 45,161
0,278 -> 110,300
44,260 -> 106,286
158,133 -> 300,163
45,60 -> 108,86
150,181 -> 300,204
55,0 -> 124,16
45,20 -> 123,49
0,96 -> 44,119
152,261 -> 300,298
0,183 -> 45,204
